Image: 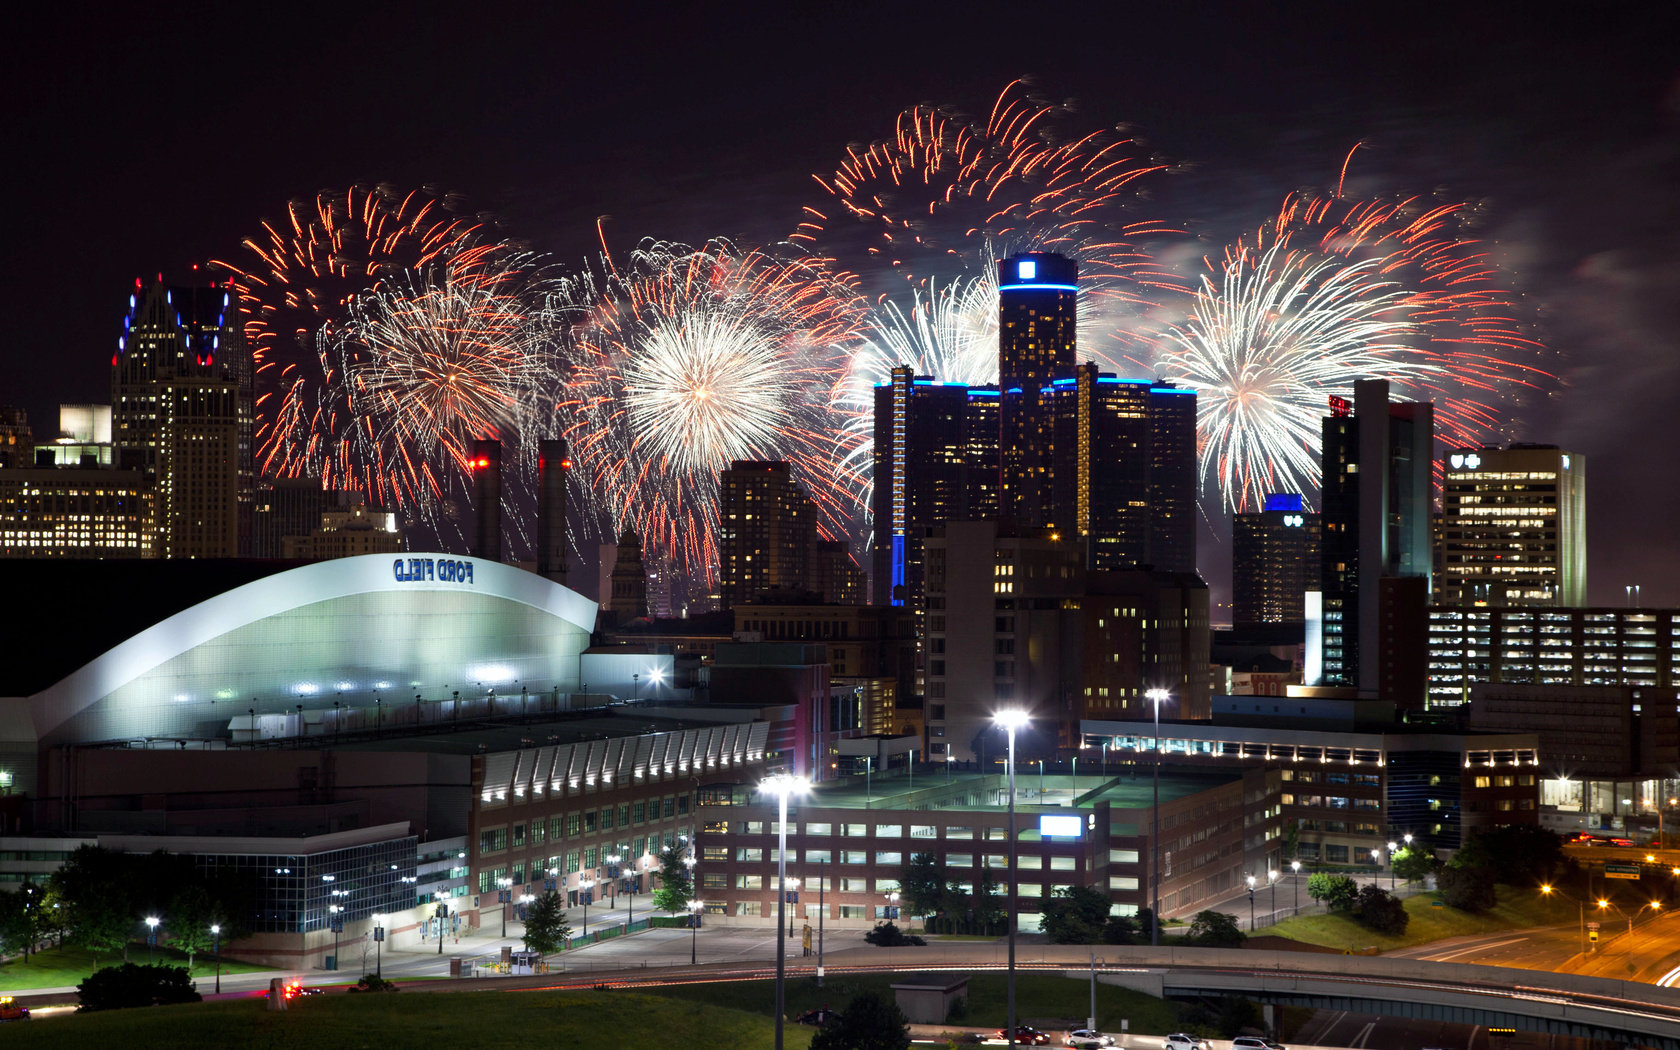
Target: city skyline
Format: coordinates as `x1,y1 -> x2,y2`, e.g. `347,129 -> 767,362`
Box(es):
3,6 -> 1676,605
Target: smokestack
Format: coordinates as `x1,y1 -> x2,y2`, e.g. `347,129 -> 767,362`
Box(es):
537,439 -> 569,585
471,439 -> 502,561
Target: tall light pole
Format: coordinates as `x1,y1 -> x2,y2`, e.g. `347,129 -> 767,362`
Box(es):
580,878 -> 595,938
688,899 -> 702,964
145,916 -> 159,965
1542,884 -> 1587,956
762,772 -> 810,1050
993,709 -> 1029,1050
1290,859 -> 1301,914
1268,869 -> 1279,923
498,876 -> 513,939
786,878 -> 802,936
210,923 -> 221,993
817,857 -> 825,987
1245,875 -> 1256,930
1146,687 -> 1171,945
372,915 -> 382,979
1387,841 -> 1398,890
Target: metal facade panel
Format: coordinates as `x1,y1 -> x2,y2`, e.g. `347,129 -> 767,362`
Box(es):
631,736 -> 655,780
482,750 -> 517,803
529,746 -> 555,798
511,749 -> 535,800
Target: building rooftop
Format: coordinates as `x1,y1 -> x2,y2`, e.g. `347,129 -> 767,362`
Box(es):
784,767 -> 1238,813
320,712 -> 737,757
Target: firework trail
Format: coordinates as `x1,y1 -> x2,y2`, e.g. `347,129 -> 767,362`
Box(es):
212,186 -> 500,482
1159,187 -> 1554,513
316,250 -> 561,518
797,79 -> 1179,354
554,238 -> 865,592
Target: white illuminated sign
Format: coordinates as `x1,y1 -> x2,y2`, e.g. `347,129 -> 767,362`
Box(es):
1282,514 -> 1304,527
1018,260 -> 1037,280
1039,814 -> 1082,838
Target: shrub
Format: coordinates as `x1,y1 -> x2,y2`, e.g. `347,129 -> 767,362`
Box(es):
349,973 -> 400,993
1437,864 -> 1498,913
77,963 -> 202,1012
1307,872 -> 1358,911
1353,885 -> 1408,935
864,921 -> 924,947
1186,909 -> 1246,948
811,990 -> 911,1050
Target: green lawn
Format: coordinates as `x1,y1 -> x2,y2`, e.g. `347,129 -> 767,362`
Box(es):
643,972 -> 1181,1034
0,944 -> 271,992
3,990 -> 802,1049
1262,884 -> 1578,952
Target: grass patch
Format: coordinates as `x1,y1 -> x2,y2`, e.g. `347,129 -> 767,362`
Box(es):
1263,884 -> 1578,952
642,972 -> 1180,1033
0,989 -> 804,1049
0,944 -> 271,992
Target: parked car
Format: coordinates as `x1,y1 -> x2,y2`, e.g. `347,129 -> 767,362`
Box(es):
1064,1029 -> 1115,1048
1232,1038 -> 1286,1050
996,1026 -> 1051,1045
1163,1035 -> 1211,1050
796,1008 -> 839,1027
0,996 -> 29,1022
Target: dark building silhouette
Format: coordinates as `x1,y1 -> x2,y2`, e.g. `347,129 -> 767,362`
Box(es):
1146,381 -> 1198,573
1319,380 -> 1433,692
1232,493 -> 1321,627
870,368 -> 999,608
998,252 -> 1077,529
114,276 -> 253,557
537,439 -> 569,585
606,528 -> 650,622
471,439 -> 502,562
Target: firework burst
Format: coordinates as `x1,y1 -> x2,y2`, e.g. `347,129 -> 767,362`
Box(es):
797,79 -> 1179,354
556,238 -> 865,590
211,185 -> 502,483
1159,187 -> 1554,513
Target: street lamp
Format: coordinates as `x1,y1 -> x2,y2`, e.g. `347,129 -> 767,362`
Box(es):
210,923 -> 221,994
1146,687 -> 1172,946
580,878 -> 595,938
1290,859 -> 1302,914
761,772 -> 811,1050
144,916 -> 160,965
435,894 -> 450,955
993,708 -> 1029,1050
1541,884 -> 1587,956
1269,869 -> 1279,922
1245,875 -> 1257,930
498,876 -> 514,939
372,915 -> 383,979
1387,841 -> 1399,890
688,899 -> 703,964
328,905 -> 343,972
946,753 -> 955,783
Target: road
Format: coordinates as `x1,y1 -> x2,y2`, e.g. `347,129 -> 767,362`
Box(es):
1385,911 -> 1680,985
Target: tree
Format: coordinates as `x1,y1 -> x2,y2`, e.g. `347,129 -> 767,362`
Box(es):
165,885 -> 223,973
1040,885 -> 1112,944
897,853 -> 948,921
1307,872 -> 1357,911
650,844 -> 693,915
1437,863 -> 1498,913
0,887 -> 40,960
1353,885 -> 1408,935
76,963 -> 202,1012
972,863 -> 1005,934
1186,909 -> 1246,948
1477,825 -> 1564,885
810,990 -> 911,1050
1390,846 -> 1437,885
522,890 -> 572,957
52,847 -> 134,967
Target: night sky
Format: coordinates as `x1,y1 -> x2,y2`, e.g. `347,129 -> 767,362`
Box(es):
6,4 -> 1677,606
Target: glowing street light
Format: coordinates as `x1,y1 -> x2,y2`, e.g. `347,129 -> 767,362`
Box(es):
992,709 -> 1028,1050
761,772 -> 810,1050
1290,859 -> 1302,913
144,916 -> 160,965
1145,688 -> 1171,946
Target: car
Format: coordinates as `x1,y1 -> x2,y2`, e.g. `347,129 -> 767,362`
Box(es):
1064,1030 -> 1115,1048
996,1026 -> 1051,1045
796,1008 -> 840,1027
1232,1039 -> 1286,1050
1163,1035 -> 1211,1050
266,981 -> 323,1001
0,996 -> 29,1022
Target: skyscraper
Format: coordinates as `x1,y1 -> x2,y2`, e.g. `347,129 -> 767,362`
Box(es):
1319,379 -> 1434,692
1146,381 -> 1198,573
718,460 -> 818,608
999,252 -> 1077,529
1232,494 -> 1322,626
113,276 -> 252,558
870,368 -> 998,608
1435,444 -> 1585,607
0,407 -> 32,470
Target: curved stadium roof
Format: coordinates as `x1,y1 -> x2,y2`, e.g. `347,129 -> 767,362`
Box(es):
19,554 -> 597,747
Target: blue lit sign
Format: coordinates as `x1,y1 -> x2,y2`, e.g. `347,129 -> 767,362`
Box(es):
394,557 -> 474,584
1017,260 -> 1036,280
1039,814 -> 1082,838
1263,493 -> 1304,513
